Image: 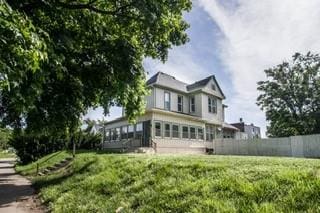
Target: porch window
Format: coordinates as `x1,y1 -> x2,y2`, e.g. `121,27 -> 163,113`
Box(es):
190,96 -> 195,113
121,126 -> 128,140
128,125 -> 134,139
164,123 -> 170,137
111,129 -> 115,141
182,126 -> 189,139
172,124 -> 179,138
115,128 -> 120,140
198,128 -> 204,140
155,122 -> 162,137
190,127 -> 196,139
164,92 -> 170,110
135,123 -> 143,139
105,129 -> 111,141
178,95 -> 183,112
206,126 -> 215,141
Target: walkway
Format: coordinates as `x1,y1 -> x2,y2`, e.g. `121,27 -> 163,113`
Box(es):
0,158 -> 43,213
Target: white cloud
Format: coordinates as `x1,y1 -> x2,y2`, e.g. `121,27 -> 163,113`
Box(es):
144,50 -> 210,84
198,0 -> 320,137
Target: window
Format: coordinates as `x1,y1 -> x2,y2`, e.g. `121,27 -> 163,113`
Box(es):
164,123 -> 170,137
190,127 -> 196,139
172,124 -> 179,138
178,95 -> 183,112
206,126 -> 215,141
190,96 -> 195,113
211,84 -> 216,90
208,97 -> 217,113
111,129 -> 115,140
105,129 -> 111,141
198,128 -> 204,140
164,92 -> 170,110
182,126 -> 189,138
121,126 -> 128,140
155,122 -> 162,137
128,125 -> 134,139
135,123 -> 143,139
115,128 -> 120,140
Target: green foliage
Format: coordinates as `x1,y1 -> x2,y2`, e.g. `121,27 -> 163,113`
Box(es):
17,153 -> 320,212
69,131 -> 102,150
10,131 -> 101,164
10,133 -> 67,164
257,52 -> 320,137
0,150 -> 15,158
0,0 -> 192,135
0,128 -> 11,150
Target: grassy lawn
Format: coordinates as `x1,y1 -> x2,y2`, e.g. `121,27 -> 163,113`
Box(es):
17,151 -> 320,212
0,150 -> 15,159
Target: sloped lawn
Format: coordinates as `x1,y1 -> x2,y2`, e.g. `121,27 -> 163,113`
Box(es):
17,151 -> 320,212
0,150 -> 15,158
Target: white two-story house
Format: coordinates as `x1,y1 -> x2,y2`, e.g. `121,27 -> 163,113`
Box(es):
102,72 -> 238,152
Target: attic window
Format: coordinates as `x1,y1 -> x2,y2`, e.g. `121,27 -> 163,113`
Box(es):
211,84 -> 216,90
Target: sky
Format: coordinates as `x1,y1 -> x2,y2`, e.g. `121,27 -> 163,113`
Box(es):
85,0 -> 320,137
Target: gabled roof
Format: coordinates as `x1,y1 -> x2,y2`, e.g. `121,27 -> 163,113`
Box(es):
147,72 -> 188,93
187,75 -> 225,98
147,72 -> 226,99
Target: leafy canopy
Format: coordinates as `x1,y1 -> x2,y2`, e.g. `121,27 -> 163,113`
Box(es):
257,52 -> 320,137
0,0 -> 192,135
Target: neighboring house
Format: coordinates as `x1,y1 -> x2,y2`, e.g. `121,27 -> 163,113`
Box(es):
103,72 -> 238,151
231,118 -> 261,139
90,124 -> 103,135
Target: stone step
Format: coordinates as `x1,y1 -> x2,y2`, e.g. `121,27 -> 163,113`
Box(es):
39,157 -> 73,176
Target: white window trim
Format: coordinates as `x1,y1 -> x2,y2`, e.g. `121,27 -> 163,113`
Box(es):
164,123 -> 171,138
177,95 -> 183,112
171,123 -> 180,139
154,121 -> 163,138
190,96 -> 195,113
164,91 -> 171,111
189,126 -> 197,140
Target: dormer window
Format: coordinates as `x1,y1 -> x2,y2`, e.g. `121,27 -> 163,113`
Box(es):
177,95 -> 183,112
190,96 -> 195,113
164,91 -> 170,110
208,96 -> 217,113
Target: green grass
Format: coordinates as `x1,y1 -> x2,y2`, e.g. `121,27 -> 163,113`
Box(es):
17,151 -> 320,212
0,150 -> 15,158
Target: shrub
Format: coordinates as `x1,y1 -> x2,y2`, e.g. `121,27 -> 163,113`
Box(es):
10,132 -> 102,164
10,134 -> 66,164
0,128 -> 12,150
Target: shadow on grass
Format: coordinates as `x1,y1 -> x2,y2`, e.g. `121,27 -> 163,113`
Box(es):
33,159 -> 97,189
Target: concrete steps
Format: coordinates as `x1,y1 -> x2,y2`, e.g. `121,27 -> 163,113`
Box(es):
124,147 -> 155,154
38,157 -> 73,176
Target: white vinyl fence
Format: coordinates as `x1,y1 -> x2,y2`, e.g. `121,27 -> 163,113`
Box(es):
210,134 -> 320,158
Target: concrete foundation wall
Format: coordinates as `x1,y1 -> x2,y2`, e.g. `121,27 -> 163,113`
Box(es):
212,134 -> 320,158
155,141 -> 206,154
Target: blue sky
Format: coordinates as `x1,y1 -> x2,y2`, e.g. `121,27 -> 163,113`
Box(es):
85,0 -> 320,137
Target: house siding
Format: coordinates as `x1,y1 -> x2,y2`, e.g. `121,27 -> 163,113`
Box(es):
201,94 -> 223,124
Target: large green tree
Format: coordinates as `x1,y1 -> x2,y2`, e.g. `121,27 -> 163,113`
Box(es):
0,0 -> 191,135
257,52 -> 320,137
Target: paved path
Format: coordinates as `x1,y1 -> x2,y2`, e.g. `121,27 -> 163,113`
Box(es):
0,158 -> 43,213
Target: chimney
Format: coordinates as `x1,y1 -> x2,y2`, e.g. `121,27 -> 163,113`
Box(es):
240,118 -> 243,123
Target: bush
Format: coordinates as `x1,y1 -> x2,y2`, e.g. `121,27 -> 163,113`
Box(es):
69,132 -> 102,150
0,128 -> 12,150
10,132 -> 102,164
10,134 -> 66,164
